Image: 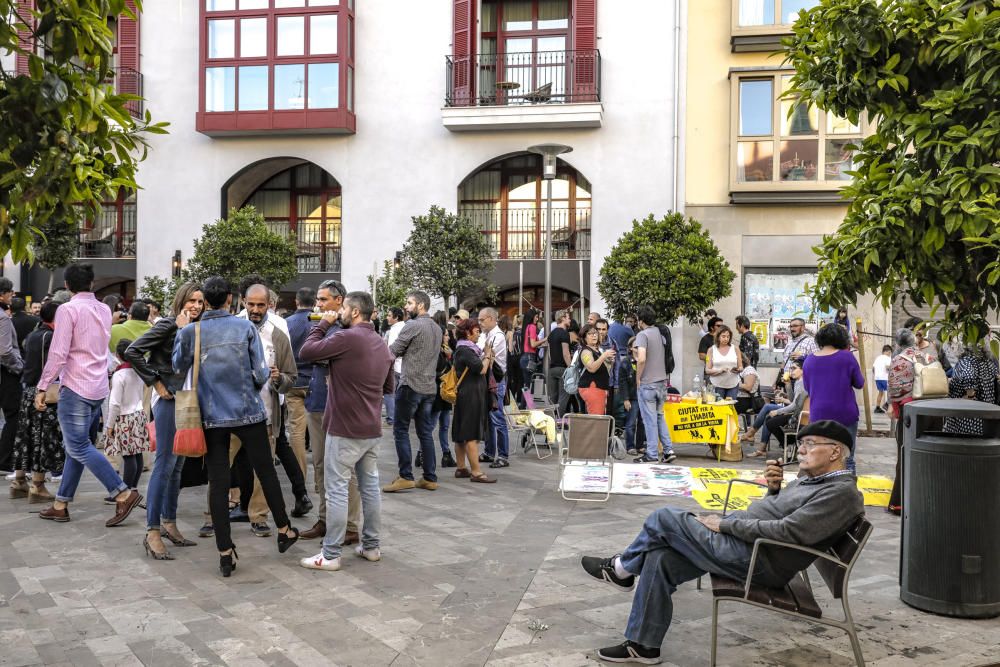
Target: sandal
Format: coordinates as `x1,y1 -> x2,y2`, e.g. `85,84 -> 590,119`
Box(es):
455,468 -> 471,478
470,473 -> 497,484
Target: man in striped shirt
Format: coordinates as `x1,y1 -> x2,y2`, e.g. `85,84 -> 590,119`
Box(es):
35,263 -> 142,526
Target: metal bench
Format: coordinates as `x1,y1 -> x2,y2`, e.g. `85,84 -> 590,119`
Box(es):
707,479 -> 873,666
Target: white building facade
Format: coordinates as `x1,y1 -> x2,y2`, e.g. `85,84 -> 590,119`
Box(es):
116,0 -> 687,317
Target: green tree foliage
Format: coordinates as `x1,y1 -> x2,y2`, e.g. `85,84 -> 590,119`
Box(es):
184,206 -> 299,289
598,213 -> 735,324
400,205 -> 493,305
368,259 -> 412,314
32,215 -> 81,293
138,275 -> 183,315
0,0 -> 168,263
783,0 -> 999,342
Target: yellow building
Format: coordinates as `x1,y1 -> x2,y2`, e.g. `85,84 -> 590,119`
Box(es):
682,0 -> 892,386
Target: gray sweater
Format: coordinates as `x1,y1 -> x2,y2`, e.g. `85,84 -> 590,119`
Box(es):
720,472 -> 864,584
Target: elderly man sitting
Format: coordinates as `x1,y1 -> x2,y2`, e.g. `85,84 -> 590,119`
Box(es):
581,420 -> 864,664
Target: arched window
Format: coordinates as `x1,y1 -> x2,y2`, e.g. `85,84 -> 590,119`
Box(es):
243,163 -> 342,273
458,153 -> 591,260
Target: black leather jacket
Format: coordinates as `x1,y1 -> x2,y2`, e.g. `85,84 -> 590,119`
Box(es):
123,316 -> 187,393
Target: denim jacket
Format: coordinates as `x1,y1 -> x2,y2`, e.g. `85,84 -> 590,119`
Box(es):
172,309 -> 268,429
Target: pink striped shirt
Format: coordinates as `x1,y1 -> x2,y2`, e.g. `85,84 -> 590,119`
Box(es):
38,292 -> 112,400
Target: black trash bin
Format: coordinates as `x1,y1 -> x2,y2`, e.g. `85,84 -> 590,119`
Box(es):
900,398 -> 1000,618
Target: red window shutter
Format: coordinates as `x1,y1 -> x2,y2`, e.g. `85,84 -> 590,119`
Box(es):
117,0 -> 141,109
14,0 -> 36,76
452,0 -> 475,106
572,0 -> 597,102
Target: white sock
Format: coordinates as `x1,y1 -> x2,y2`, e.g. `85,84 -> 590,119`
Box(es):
613,556 -> 631,579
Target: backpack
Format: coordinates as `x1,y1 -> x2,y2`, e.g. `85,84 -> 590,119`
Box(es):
439,366 -> 468,405
656,325 -> 675,375
562,349 -> 582,395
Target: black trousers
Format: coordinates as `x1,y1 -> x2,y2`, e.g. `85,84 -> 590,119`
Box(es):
764,413 -> 793,449
0,369 -> 22,470
888,418 -> 904,508
274,404 -> 307,499
206,421 -> 289,552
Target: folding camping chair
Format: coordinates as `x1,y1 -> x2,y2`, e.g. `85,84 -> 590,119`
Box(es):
504,394 -> 553,459
530,373 -> 557,412
559,413 -> 614,502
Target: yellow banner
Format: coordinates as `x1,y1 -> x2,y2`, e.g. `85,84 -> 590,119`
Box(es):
664,402 -> 738,445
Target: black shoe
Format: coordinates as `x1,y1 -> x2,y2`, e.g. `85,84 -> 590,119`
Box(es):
250,521 -> 272,537
662,450 -> 677,463
596,640 -> 661,664
277,526 -> 299,553
415,451 -> 424,468
441,452 -> 457,468
489,458 -> 510,469
199,522 -> 215,538
874,406 -> 884,414
230,506 -> 250,523
219,548 -> 238,577
633,454 -> 657,463
479,453 -> 494,463
581,554 -> 635,592
291,494 -> 313,518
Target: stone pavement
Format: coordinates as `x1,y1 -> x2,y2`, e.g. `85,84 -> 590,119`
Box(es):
1,422 -> 999,666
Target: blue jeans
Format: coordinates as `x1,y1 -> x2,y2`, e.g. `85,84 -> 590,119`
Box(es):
752,403 -> 783,445
714,385 -> 739,400
619,507 -> 777,648
483,377 -> 509,460
323,435 -> 381,560
55,388 -> 128,503
430,409 -> 452,455
393,384 -> 437,482
383,371 -> 400,424
637,382 -> 672,459
844,420 -> 858,474
624,399 -> 640,452
145,399 -> 186,530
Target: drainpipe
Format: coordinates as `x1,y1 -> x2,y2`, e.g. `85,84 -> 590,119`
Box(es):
672,0 -> 683,213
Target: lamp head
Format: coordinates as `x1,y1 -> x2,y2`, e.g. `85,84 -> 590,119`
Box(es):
527,143 -> 573,180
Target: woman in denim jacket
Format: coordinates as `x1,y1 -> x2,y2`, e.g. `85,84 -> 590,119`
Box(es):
172,277 -> 298,576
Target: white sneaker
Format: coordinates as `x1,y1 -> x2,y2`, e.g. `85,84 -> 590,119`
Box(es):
4,472 -> 16,481
354,545 -> 381,562
48,474 -> 62,482
300,552 -> 341,571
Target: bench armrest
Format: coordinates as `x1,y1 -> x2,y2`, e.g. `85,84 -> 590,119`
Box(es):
742,537 -> 847,599
723,479 -> 768,517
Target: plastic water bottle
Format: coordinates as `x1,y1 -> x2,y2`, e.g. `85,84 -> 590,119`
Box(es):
692,374 -> 702,395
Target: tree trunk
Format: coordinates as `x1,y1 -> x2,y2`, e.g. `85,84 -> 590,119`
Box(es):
47,271 -> 55,294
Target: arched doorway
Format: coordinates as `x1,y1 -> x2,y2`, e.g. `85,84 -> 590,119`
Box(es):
495,285 -> 587,321
223,159 -> 342,276
458,152 -> 591,260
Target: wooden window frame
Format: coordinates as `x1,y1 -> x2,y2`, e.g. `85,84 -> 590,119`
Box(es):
729,68 -> 869,195
197,0 -> 355,135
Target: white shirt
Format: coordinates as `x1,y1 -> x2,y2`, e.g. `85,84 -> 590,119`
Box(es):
238,312 -> 280,421
106,366 -> 145,426
873,354 -> 891,381
386,320 -> 406,374
477,325 -> 508,372
237,308 -> 289,340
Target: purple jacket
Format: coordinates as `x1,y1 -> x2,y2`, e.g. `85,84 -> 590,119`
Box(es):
802,350 -> 865,426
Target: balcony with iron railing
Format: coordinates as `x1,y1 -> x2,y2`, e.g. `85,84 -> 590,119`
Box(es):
442,49 -> 603,131
264,220 -> 342,274
100,67 -> 143,118
462,207 -> 591,260
77,204 -> 137,259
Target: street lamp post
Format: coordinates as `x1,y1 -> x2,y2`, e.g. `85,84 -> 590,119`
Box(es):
527,143 -> 573,396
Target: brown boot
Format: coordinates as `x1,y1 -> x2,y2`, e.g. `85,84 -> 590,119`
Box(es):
343,530 -> 359,545
9,477 -> 29,499
299,520 -> 326,540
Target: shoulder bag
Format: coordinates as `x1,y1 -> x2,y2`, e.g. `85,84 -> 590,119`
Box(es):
173,322 -> 207,457
913,356 -> 949,399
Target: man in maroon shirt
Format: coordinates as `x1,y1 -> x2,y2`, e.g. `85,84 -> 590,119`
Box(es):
298,291 -> 394,571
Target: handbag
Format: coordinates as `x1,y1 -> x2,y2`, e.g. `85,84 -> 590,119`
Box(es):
439,366 -> 468,404
913,359 -> 948,399
173,322 -> 207,457
41,331 -> 60,404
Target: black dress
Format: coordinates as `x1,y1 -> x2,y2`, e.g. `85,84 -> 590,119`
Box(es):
451,345 -> 500,443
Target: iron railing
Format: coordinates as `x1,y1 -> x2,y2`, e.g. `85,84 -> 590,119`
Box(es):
107,67 -> 143,118
460,207 -> 591,260
445,49 -> 601,107
265,220 -> 342,273
77,201 -> 137,258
